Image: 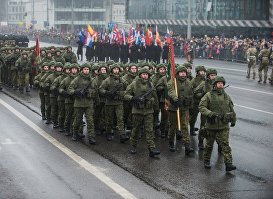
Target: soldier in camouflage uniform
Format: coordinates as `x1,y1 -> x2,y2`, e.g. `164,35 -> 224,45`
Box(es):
41,61 -> 56,124
194,68 -> 217,150
53,48 -> 65,65
93,63 -> 108,135
199,76 -> 236,172
258,43 -> 270,83
63,46 -> 77,63
99,63 -> 129,143
122,63 -> 138,130
246,43 -> 257,79
45,62 -> 64,128
268,51 -> 273,85
124,67 -> 160,157
10,46 -> 21,89
34,62 -> 50,120
16,51 -> 31,92
152,63 -> 168,138
183,62 -> 193,80
41,50 -> 55,65
68,63 -> 97,144
51,63 -> 71,132
59,63 -> 79,136
189,65 -> 206,136
167,66 -> 194,155
0,48 -> 5,90
4,47 -> 14,87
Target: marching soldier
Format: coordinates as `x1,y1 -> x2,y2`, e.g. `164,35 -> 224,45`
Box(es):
124,67 -> 160,157
194,68 -> 217,150
246,43 -> 257,79
167,66 -> 194,155
63,46 -> 77,63
68,63 -> 98,144
16,51 -> 31,92
189,65 -> 206,136
258,43 -> 270,83
199,76 -> 236,172
99,63 -> 129,143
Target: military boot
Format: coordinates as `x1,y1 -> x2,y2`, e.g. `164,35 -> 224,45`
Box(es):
149,148 -> 160,157
204,160 -> 211,169
130,146 -> 137,154
106,132 -> 113,141
25,86 -> 30,92
42,113 -> 47,120
45,119 -> 51,124
198,140 -> 205,150
185,143 -> 194,155
169,141 -> 175,152
53,122 -> 59,128
176,131 -> 182,140
190,125 -> 197,136
120,134 -> 129,143
64,129 -> 72,136
59,127 -> 65,133
89,137 -> 96,145
225,163 -> 236,172
71,132 -> 85,141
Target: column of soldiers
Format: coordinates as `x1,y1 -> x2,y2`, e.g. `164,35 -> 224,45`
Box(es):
246,42 -> 273,85
22,42 -> 237,171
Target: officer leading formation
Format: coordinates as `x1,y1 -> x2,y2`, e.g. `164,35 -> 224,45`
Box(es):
3,39 -> 272,173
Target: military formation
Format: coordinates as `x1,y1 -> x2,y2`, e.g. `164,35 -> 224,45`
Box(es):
6,39 -> 272,173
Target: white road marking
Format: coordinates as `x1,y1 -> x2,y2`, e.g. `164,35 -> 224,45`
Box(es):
0,99 -> 138,199
234,104 -> 273,115
1,138 -> 17,145
230,86 -> 273,96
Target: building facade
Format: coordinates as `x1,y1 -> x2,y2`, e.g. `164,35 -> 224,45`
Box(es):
126,0 -> 273,36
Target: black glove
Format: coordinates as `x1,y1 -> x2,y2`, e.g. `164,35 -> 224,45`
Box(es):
74,89 -> 84,97
131,96 -> 140,103
105,91 -> 114,98
172,99 -> 183,108
63,91 -> 70,98
230,122 -> 236,127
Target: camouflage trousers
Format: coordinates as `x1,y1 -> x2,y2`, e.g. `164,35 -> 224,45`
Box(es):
44,94 -> 51,121
247,60 -> 256,79
105,104 -> 124,135
168,109 -> 190,144
204,129 -> 233,164
198,114 -> 207,142
73,105 -> 95,139
94,102 -> 106,131
154,102 -> 169,132
0,65 -> 2,87
18,72 -> 29,88
123,101 -> 132,128
130,113 -> 156,149
50,97 -> 58,124
189,102 -> 200,132
39,91 -> 46,117
58,100 -> 65,128
10,70 -> 18,87
64,103 -> 74,132
258,63 -> 268,82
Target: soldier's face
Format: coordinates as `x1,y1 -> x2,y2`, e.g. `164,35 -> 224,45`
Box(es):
199,70 -> 205,76
100,67 -> 107,74
82,67 -> 90,75
178,71 -> 187,77
209,74 -> 217,80
140,73 -> 149,80
216,82 -> 224,89
187,68 -> 192,73
65,68 -> 70,73
71,68 -> 78,74
159,67 -> 165,74
112,68 -> 120,74
56,66 -> 63,72
50,66 -> 55,70
56,52 -> 61,56
130,66 -> 137,73
43,66 -> 49,70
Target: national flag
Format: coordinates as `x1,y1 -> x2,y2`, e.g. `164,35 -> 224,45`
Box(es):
145,26 -> 153,46
87,24 -> 94,36
155,25 -> 162,47
85,31 -> 93,48
78,28 -> 86,43
121,29 -> 126,45
166,27 -> 171,44
35,33 -> 40,58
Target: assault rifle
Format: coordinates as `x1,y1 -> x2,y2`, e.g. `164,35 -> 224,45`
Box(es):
106,83 -> 123,98
134,85 -> 155,104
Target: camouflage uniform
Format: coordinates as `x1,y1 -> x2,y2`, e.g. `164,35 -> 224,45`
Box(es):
167,66 -> 194,155
199,76 -> 236,171
68,63 -> 98,143
62,46 -> 77,63
246,45 -> 257,79
16,52 -> 31,92
99,64 -> 129,142
124,68 -> 160,156
258,45 -> 270,83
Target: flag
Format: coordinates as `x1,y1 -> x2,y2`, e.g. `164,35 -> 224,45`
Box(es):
78,28 -> 86,43
146,27 -> 153,46
121,29 -> 126,45
87,24 -> 94,35
35,33 -> 40,58
85,31 -> 93,48
166,27 -> 171,44
155,25 -> 162,47
128,26 -> 135,47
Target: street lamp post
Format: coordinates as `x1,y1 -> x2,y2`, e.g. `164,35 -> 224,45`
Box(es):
187,0 -> 191,39
71,0 -> 74,33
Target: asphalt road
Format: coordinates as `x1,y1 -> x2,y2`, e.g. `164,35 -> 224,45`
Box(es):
0,41 -> 273,199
